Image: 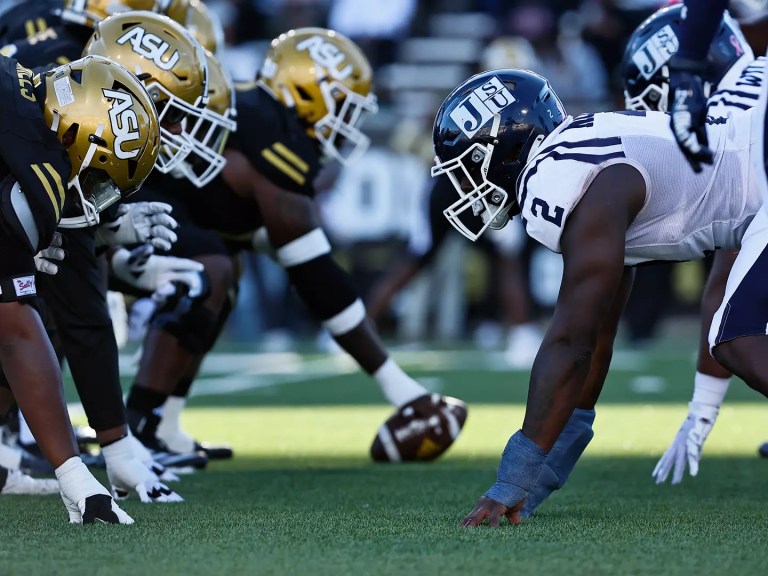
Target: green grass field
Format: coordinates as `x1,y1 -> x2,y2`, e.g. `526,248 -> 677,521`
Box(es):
2,331 -> 768,575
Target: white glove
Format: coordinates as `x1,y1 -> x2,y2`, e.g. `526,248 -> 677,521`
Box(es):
126,432 -> 180,482
34,232 -> 64,275
95,202 -> 179,251
102,436 -> 183,503
111,244 -> 205,297
652,402 -> 718,485
56,456 -> 134,524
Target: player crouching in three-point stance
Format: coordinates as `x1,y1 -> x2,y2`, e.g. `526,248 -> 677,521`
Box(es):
431,62 -> 768,525
0,53 -> 160,523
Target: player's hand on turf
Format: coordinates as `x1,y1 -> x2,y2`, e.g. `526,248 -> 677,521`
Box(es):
34,231 -> 64,275
111,244 -> 205,297
95,202 -> 179,250
669,57 -> 713,173
61,491 -> 135,524
103,436 -> 184,503
652,402 -> 718,484
461,496 -> 525,527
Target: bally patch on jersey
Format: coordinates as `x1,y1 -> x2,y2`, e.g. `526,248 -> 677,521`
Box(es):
632,24 -> 679,80
13,275 -> 35,297
450,76 -> 516,139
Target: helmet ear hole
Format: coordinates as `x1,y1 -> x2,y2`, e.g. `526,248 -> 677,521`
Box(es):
62,124 -> 79,148
505,142 -> 524,164
295,85 -> 312,102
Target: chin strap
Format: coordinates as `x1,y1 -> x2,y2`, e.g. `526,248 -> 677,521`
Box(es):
58,123 -> 105,229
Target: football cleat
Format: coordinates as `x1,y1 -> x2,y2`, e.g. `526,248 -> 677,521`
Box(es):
370,393 -> 468,462
0,467 -> 59,495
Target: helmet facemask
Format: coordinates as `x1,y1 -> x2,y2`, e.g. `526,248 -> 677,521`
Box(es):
314,79 -> 378,165
178,104 -> 236,186
432,121 -> 512,242
149,81 -> 207,173
624,67 -> 669,112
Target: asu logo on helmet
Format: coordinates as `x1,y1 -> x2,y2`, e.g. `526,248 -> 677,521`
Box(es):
258,27 -> 378,165
41,55 -> 160,227
84,10 -> 209,174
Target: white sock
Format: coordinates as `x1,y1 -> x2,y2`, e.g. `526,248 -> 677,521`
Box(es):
691,371 -> 730,408
0,443 -> 22,470
158,396 -> 186,434
373,358 -> 428,407
55,456 -> 108,502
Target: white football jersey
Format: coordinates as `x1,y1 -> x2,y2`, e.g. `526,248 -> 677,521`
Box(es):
709,56 -> 766,114
517,110 -> 762,265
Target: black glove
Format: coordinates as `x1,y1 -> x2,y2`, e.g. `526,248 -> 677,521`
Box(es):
668,56 -> 713,173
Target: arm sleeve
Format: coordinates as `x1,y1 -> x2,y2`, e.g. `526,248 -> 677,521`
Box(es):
677,0 -> 730,61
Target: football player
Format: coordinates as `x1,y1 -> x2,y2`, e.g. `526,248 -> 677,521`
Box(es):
430,61 -> 768,526
620,5 -> 766,484
0,53 -> 159,523
121,27 -> 469,463
0,9 -> 210,498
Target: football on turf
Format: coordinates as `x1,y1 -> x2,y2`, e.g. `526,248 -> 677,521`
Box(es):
370,393 -> 468,462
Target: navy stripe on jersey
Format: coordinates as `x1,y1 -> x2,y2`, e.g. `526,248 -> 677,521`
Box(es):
517,136 -> 623,225
711,89 -> 759,100
709,99 -> 752,110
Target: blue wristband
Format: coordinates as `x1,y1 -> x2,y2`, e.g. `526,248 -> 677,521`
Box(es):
484,430 -> 547,507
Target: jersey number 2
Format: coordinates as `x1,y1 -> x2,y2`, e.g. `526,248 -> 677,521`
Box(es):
531,198 -> 564,227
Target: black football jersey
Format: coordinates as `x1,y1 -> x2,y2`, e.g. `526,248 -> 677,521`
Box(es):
226,82 -> 322,196
0,54 -> 71,250
133,82 -> 325,251
0,0 -> 61,46
1,22 -> 90,69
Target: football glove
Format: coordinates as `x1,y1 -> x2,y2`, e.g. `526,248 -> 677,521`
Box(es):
668,56 -> 713,173
102,437 -> 183,503
652,401 -> 719,485
55,456 -> 134,524
111,244 -> 205,298
95,202 -> 179,251
34,232 -> 64,275
126,433 -> 180,483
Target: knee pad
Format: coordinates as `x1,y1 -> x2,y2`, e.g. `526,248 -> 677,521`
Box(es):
278,229 -> 364,335
151,292 -> 219,355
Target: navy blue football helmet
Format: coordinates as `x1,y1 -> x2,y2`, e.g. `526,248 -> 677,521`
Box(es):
622,5 -> 751,112
432,69 -> 565,241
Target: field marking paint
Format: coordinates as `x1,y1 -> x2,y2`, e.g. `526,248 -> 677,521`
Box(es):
65,347 -> 652,417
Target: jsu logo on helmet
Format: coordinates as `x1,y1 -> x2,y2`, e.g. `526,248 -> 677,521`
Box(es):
116,26 -> 180,71
450,77 -> 516,139
103,89 -> 140,160
296,36 -> 352,81
632,25 -> 679,79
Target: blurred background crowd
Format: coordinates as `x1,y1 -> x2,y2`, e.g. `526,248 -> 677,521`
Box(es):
137,0 -> 768,354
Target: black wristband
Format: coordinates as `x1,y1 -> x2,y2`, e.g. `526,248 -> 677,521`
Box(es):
99,433 -> 128,448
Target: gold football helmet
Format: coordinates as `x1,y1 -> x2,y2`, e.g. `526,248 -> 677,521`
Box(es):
181,51 -> 236,187
83,11 -> 209,174
62,0 -> 189,30
39,55 -> 159,227
181,0 -> 224,54
258,27 -> 378,164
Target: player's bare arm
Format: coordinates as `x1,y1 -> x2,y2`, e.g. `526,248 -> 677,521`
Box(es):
522,163 -> 645,449
462,163 -> 645,527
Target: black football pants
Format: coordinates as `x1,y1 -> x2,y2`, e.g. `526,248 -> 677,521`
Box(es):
37,226 -> 126,432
